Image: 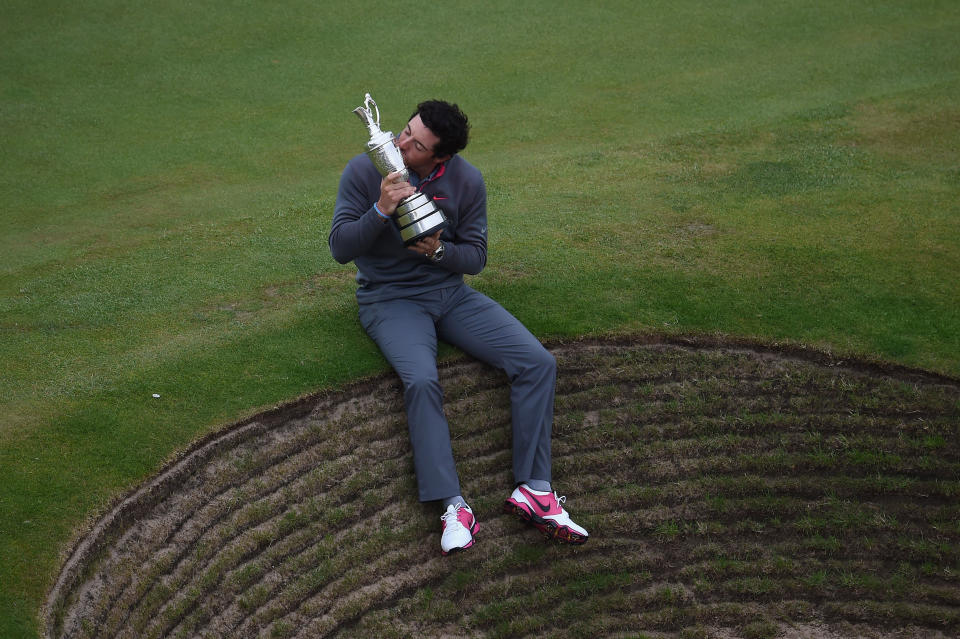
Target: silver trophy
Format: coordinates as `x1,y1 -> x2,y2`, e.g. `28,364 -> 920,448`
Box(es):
353,93 -> 448,245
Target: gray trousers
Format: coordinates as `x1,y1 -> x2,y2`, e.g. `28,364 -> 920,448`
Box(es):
358,283 -> 555,502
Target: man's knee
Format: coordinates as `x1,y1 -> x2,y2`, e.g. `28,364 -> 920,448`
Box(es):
402,371 -> 442,401
530,344 -> 556,374
540,347 -> 557,371
512,344 -> 556,384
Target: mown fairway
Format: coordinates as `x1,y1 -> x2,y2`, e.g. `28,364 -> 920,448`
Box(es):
45,338 -> 960,638
2,1 -> 959,637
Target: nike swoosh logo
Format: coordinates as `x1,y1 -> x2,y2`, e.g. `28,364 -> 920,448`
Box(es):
521,487 -> 552,514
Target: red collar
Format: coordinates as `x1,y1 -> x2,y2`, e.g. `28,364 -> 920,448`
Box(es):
415,162 -> 446,190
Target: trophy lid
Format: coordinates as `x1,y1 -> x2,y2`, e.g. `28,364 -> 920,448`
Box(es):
353,92 -> 397,151
353,93 -> 381,137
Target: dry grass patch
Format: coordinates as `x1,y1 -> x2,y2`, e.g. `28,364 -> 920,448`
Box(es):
44,336 -> 960,638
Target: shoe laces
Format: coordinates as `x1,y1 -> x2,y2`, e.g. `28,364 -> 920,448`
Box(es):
441,503 -> 467,529
522,486 -> 568,511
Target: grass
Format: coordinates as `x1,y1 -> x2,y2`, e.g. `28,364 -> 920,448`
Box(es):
2,0 -> 960,637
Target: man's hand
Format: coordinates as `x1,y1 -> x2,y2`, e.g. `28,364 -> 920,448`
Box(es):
410,230 -> 443,258
377,171 -> 416,217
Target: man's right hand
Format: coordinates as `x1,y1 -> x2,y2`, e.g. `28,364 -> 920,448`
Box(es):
377,171 -> 416,217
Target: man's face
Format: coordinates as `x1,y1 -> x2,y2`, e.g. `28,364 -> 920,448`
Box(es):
396,114 -> 448,177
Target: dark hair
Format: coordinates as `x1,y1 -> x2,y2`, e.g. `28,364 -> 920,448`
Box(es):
411,100 -> 470,158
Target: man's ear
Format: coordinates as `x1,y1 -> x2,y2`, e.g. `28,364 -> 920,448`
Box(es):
433,153 -> 452,164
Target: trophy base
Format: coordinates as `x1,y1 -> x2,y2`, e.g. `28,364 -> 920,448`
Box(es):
395,192 -> 449,246
401,217 -> 449,245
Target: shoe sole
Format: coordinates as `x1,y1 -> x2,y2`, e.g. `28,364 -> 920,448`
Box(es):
503,501 -> 588,545
441,538 -> 476,556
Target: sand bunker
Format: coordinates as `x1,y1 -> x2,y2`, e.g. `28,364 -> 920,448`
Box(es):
44,336 -> 960,638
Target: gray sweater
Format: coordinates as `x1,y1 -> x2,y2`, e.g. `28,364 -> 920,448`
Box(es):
330,153 -> 488,304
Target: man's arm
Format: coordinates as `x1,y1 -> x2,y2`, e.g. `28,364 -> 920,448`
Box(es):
329,162 -> 413,264
437,178 -> 487,275
409,173 -> 487,275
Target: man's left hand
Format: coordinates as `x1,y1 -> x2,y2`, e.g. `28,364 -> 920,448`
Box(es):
410,231 -> 443,259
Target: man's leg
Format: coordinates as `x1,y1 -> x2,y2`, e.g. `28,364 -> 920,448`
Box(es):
358,297 -> 461,502
438,285 -> 589,544
437,285 -> 555,487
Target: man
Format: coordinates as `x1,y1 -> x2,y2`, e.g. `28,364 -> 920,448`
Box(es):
329,98 -> 588,555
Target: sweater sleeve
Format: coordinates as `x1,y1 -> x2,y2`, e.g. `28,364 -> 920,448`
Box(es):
439,171 -> 487,276
329,159 -> 389,264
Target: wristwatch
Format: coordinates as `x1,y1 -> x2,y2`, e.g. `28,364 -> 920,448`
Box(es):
429,242 -> 445,262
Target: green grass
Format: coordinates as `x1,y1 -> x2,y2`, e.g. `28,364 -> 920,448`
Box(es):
3,0 -> 960,637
